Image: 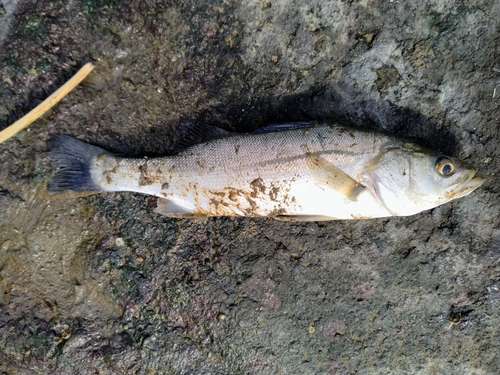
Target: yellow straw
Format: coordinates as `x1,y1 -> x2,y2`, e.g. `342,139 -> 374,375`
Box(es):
0,62 -> 95,143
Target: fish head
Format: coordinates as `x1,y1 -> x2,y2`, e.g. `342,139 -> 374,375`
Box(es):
361,144 -> 485,216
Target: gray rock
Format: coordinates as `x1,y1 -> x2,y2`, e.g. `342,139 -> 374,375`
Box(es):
0,1 -> 499,374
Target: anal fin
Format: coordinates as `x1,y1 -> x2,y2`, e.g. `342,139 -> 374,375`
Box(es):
274,215 -> 340,222
153,198 -> 199,218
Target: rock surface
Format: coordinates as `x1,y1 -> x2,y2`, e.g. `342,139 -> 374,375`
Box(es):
0,1 -> 499,374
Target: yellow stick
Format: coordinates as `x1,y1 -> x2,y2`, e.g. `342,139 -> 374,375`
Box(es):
0,62 -> 95,143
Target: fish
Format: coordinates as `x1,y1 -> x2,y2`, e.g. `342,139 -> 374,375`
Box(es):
47,123 -> 484,221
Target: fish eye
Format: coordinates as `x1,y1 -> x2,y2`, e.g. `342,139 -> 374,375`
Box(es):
435,157 -> 455,177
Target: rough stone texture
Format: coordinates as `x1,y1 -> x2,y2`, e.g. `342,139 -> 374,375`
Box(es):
0,0 -> 499,374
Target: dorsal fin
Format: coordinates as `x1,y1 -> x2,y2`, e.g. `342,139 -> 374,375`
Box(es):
252,122 -> 315,134
172,121 -> 316,153
172,122 -> 233,153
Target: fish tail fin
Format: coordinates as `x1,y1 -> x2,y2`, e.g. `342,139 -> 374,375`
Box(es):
47,135 -> 107,193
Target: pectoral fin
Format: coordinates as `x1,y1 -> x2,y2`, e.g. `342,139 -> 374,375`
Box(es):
306,154 -> 364,201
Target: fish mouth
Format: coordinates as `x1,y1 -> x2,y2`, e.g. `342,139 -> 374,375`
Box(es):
446,169 -> 485,199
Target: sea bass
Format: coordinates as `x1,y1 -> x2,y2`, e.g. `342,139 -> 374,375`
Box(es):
48,123 -> 484,221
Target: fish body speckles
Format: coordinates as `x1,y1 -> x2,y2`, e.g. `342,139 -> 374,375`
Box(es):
48,124 -> 484,221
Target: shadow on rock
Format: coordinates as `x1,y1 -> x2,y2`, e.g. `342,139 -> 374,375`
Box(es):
200,83 -> 458,156
22,78 -> 458,158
